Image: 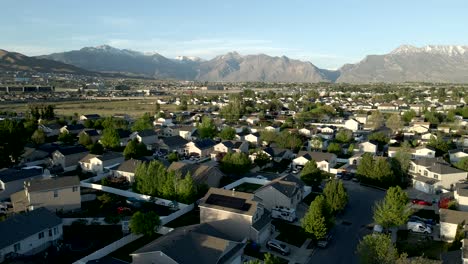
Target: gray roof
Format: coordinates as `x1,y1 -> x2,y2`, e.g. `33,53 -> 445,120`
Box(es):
27,176 -> 80,192
0,168 -> 43,183
56,145 -> 88,156
412,157 -> 447,167
132,223 -> 243,264
413,175 -> 439,185
0,208 -> 62,249
255,174 -> 304,198
297,151 -> 336,162
429,163 -> 466,175
456,183 -> 468,197
160,136 -> 189,148
439,208 -> 468,225
114,159 -> 142,173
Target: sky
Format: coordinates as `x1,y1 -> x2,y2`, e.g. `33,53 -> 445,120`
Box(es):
2,0 -> 468,69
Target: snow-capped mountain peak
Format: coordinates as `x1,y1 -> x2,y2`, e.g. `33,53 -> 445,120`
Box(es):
391,44 -> 468,56
174,55 -> 203,62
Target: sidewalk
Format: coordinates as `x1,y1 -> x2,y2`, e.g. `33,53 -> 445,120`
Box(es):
289,238 -> 314,264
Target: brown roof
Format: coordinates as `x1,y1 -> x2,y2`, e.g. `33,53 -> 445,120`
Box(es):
27,176 -> 80,192
440,208 -> 468,225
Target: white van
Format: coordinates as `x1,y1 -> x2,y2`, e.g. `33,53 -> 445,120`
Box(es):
407,221 -> 432,234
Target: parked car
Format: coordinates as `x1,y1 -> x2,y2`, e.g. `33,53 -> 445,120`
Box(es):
317,230 -> 334,248
373,224 -> 384,234
266,239 -> 290,256
335,172 -> 343,179
407,221 -> 432,234
409,215 -> 436,226
411,199 -> 432,206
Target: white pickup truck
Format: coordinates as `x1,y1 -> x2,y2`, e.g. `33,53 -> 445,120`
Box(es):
407,221 -> 432,234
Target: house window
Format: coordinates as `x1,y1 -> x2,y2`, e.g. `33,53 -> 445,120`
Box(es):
424,170 -> 428,176
49,229 -> 53,237
54,227 -> 58,235
38,232 -> 44,239
72,186 -> 78,192
13,243 -> 21,252
53,190 -> 58,198
434,174 -> 439,179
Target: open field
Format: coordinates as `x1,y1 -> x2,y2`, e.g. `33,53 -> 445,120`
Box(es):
0,99 -> 188,117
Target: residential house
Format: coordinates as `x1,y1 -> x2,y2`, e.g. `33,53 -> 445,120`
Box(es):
292,151 -> 337,173
262,147 -> 294,163
50,146 -> 89,172
157,136 -> 189,155
246,116 -> 260,125
245,132 -> 261,146
79,114 -> 101,121
409,158 -> 468,194
299,128 -> 312,137
213,141 -> 249,154
153,117 -> 173,126
254,174 -> 305,210
60,124 -> 85,135
78,129 -> 101,143
439,208 -> 468,242
131,223 -> 245,264
450,149 -> 468,164
264,125 -> 280,133
199,188 -> 271,243
377,103 -> 398,112
11,176 -> 81,213
168,162 -> 225,187
409,122 -> 431,134
409,104 -> 425,114
353,114 -> 368,125
185,139 -> 216,157
130,130 -> 158,149
388,146 -> 436,159
0,208 -> 63,263
454,183 -> 468,212
21,147 -> 49,167
79,152 -> 124,174
112,158 -> 143,183
116,129 -> 132,146
344,119 -> 363,132
358,141 -> 378,155
38,123 -> 61,137
0,168 -> 44,200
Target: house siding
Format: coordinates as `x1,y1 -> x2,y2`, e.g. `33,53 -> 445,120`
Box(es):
29,186 -> 81,212
199,206 -> 253,242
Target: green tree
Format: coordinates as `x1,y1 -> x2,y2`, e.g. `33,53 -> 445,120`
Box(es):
323,179 -> 348,214
177,99 -> 188,111
395,253 -> 442,264
100,127 -> 120,149
455,157 -> 468,171
253,151 -> 271,169
220,152 -> 251,175
402,110 -> 417,123
327,142 -> 341,155
31,129 -> 46,145
301,160 -> 324,187
167,152 -> 179,162
302,195 -> 331,240
368,132 -> 389,150
260,131 -> 278,144
90,143 -> 104,155
132,113 -> 153,132
310,137 -> 323,151
264,253 -> 283,264
0,119 -> 28,166
368,111 -> 384,130
356,234 -> 398,264
58,132 -> 74,145
427,135 -> 452,156
177,173 -> 197,204
335,129 -> 353,143
123,139 -> 139,159
134,160 -> 166,196
386,114 -> 403,133
277,131 -> 303,151
197,117 -> 217,139
130,211 -> 161,236
79,132 -> 93,146
357,153 -> 375,180
220,94 -> 245,123
219,127 -> 236,140
373,186 -> 411,228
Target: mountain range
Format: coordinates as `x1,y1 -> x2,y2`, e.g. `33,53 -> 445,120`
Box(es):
3,44 -> 468,83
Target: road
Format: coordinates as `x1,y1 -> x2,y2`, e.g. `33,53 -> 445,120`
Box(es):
307,181 -> 385,264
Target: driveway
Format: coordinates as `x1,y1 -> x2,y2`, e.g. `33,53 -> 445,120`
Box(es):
306,181 -> 385,264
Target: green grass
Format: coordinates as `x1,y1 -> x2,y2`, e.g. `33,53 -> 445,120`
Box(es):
396,230 -> 449,260
273,220 -> 311,247
232,183 -> 263,193
109,233 -> 161,262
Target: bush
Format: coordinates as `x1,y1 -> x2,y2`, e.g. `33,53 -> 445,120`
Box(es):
104,215 -> 121,224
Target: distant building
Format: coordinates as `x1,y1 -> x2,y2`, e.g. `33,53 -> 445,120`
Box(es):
201,85 -> 224,91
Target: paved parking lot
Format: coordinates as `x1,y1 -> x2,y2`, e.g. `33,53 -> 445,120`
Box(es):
306,181 -> 386,264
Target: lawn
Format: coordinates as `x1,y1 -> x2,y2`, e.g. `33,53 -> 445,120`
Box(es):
232,183 -> 264,193
109,233 -> 161,262
396,230 -> 449,260
272,219 -> 311,247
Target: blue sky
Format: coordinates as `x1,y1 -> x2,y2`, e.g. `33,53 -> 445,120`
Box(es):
2,0 -> 468,69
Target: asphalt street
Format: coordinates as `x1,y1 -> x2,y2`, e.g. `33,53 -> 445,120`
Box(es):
307,181 -> 386,264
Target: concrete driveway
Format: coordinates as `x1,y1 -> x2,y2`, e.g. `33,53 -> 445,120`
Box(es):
306,181 -> 386,264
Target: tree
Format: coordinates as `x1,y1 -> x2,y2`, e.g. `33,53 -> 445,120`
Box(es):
132,113 -> 153,132
79,132 -> 93,146
260,131 -> 278,144
167,152 -> 179,162
327,142 -> 341,155
302,195 -> 331,240
357,153 -> 374,180
264,253 -> 283,264
31,129 -> 46,145
368,111 -> 384,130
373,186 -> 411,228
356,234 -> 398,264
123,139 -> 139,160
219,94 -> 245,123
58,132 -> 74,145
455,157 -> 468,171
310,137 -> 323,151
427,135 -> 453,156
100,128 -> 120,149
0,119 -> 27,166
386,114 -> 403,133
177,173 -> 197,204
90,143 -> 104,155
402,110 -> 416,123
368,132 -> 389,150
254,151 -> 271,169
220,152 -> 251,175
395,253 -> 442,264
219,127 -> 236,140
177,99 -> 188,111
335,129 -> 353,143
323,179 -> 348,214
277,131 -> 303,151
301,160 -> 324,187
129,211 -> 161,236
197,117 -> 217,139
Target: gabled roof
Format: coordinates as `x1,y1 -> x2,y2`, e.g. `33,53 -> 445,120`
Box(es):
114,158 -> 142,173
0,168 -> 43,183
56,145 -> 88,156
0,208 -> 62,249
263,147 -> 289,157
439,208 -> 468,225
82,114 -> 101,119
132,223 -> 243,264
296,151 -> 336,163
167,162 -> 225,185
193,139 -> 216,149
27,176 -> 80,192
81,129 -> 99,137
136,129 -> 157,137
116,129 -> 131,138
161,136 -> 189,147
255,174 -> 304,198
63,124 -> 85,131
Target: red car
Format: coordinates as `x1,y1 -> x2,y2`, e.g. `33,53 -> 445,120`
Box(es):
411,199 -> 432,206
117,206 -> 131,214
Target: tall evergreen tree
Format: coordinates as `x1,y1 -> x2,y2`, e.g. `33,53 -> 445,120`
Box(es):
373,186 -> 411,228
323,179 -> 348,214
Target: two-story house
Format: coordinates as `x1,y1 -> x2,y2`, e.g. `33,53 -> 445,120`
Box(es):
358,141 -> 378,155
388,146 -> 436,159
292,151 -> 337,173
449,149 -> 468,164
130,130 -> 158,150
344,119 -> 363,132
254,174 -> 305,210
168,162 -> 224,188
410,158 -> 468,194
50,146 -> 89,172
0,168 -> 45,200
244,132 -> 261,146
185,139 -> 216,157
0,208 -> 63,262
157,136 -> 189,155
213,141 -> 249,154
261,147 -> 294,163
79,152 -> 124,174
199,188 -> 271,243
11,176 -> 81,213
112,158 -> 143,183
78,129 -> 101,143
